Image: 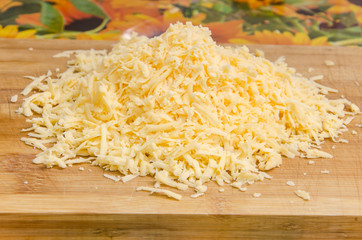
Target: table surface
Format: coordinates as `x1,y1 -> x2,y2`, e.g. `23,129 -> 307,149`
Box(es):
0,38 -> 361,239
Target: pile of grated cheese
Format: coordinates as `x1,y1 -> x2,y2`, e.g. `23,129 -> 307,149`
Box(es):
17,22 -> 360,200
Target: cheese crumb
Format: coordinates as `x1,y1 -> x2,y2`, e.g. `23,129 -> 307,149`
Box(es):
137,186 -> 182,200
254,49 -> 265,58
306,149 -> 332,159
356,124 -> 362,128
218,188 -> 225,192
321,169 -> 330,174
78,167 -> 84,171
104,173 -> 121,182
17,22 -> 360,199
253,192 -> 261,198
28,47 -> 33,51
286,181 -> 295,186
352,130 -> 357,135
121,174 -> 138,183
332,145 -> 336,149
325,60 -> 335,66
231,182 -> 247,191
310,75 -> 323,81
308,67 -> 314,73
24,181 -> 28,184
190,192 -> 204,198
10,95 -> 18,103
351,104 -> 360,113
355,81 -> 360,87
308,160 -> 315,165
295,190 -> 311,200
303,173 -> 307,176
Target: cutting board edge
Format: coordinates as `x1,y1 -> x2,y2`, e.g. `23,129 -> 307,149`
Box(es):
0,213 -> 360,239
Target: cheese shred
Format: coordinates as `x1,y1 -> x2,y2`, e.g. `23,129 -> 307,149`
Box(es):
295,190 -> 311,201
18,22 -> 359,200
137,186 -> 182,200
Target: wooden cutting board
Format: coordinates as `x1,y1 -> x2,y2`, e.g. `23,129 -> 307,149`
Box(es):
0,38 -> 361,239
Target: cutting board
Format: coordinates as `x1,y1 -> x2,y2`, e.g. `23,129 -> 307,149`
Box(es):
0,38 -> 361,239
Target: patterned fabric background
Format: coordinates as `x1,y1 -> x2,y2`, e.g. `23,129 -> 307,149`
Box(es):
0,0 -> 362,46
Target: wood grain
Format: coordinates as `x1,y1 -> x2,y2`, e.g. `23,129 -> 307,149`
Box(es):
0,38 -> 361,239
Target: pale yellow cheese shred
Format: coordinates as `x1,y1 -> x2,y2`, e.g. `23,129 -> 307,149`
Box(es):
137,186 -> 182,200
295,190 -> 311,201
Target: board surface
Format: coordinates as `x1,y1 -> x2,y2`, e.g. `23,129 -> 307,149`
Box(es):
0,38 -> 361,239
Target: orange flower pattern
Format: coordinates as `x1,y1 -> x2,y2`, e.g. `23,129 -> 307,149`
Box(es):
0,0 -> 361,46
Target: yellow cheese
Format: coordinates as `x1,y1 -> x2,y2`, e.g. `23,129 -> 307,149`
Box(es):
136,186 -> 182,200
10,95 -> 18,103
310,75 -> 324,81
286,181 -> 295,186
253,192 -> 261,198
295,190 -> 311,201
325,60 -> 335,66
190,192 -> 204,198
18,22 -> 360,200
104,173 -> 121,182
121,174 -> 138,183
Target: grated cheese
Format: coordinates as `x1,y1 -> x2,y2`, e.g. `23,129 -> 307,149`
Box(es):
253,192 -> 261,198
356,124 -> 362,128
121,174 -> 138,183
286,181 -> 295,186
190,192 -> 204,198
104,173 -> 121,182
78,167 -> 84,171
324,60 -> 335,66
231,181 -> 247,191
310,75 -> 324,81
254,49 -> 265,58
305,149 -> 333,159
17,22 -> 360,200
352,130 -> 357,135
321,169 -> 330,174
308,160 -> 315,165
295,190 -> 311,200
10,95 -> 18,103
137,186 -> 182,200
218,188 -> 225,192
351,104 -> 360,113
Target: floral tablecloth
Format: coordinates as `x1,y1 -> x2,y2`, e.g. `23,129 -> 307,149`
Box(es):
0,0 -> 361,46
